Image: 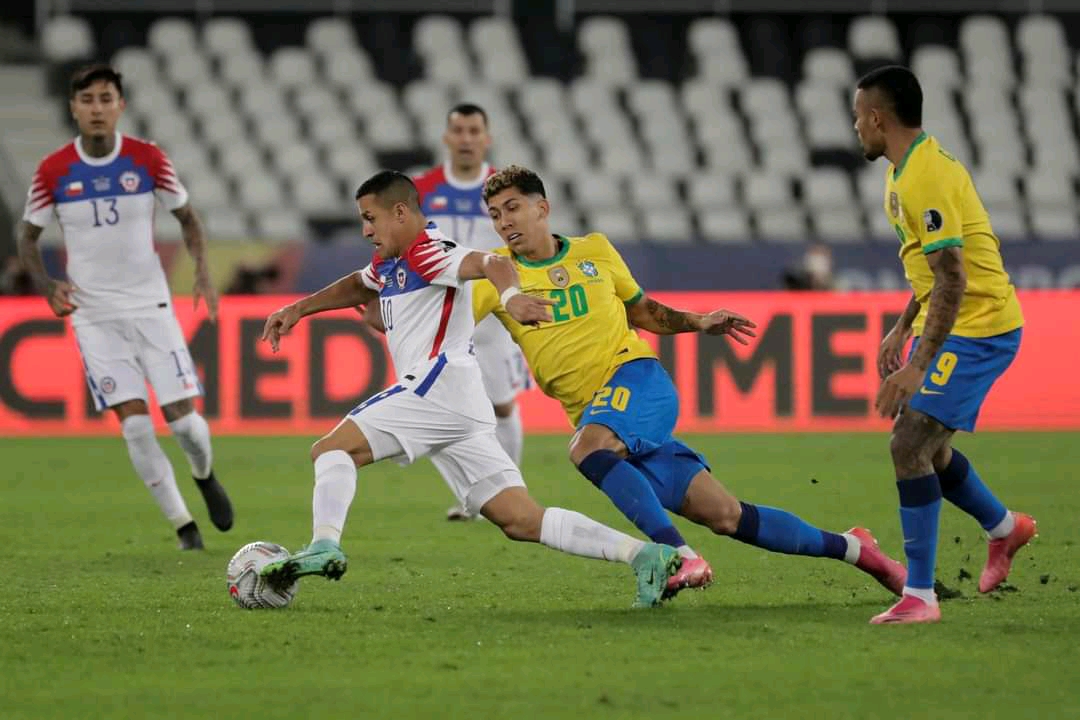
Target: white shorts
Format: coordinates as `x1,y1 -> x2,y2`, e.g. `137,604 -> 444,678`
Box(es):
73,313 -> 201,412
345,385 -> 524,513
474,314 -> 529,407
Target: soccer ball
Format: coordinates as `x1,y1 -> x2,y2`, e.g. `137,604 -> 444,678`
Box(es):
226,541 -> 298,609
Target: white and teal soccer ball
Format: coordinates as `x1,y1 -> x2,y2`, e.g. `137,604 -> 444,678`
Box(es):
226,541 -> 298,609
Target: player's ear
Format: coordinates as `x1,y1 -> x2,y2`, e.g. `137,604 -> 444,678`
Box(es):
536,197 -> 550,220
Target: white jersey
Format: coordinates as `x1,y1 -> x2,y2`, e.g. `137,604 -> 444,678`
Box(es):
358,223 -> 492,422
22,131 -> 188,327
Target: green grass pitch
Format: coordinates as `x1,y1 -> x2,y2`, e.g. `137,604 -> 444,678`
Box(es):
3,432 -> 1079,719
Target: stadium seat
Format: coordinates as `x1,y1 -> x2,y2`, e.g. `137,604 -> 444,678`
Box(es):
698,209 -> 752,244
306,17 -> 358,56
294,85 -> 342,118
111,48 -> 160,90
1025,170 -> 1079,210
804,168 -> 855,211
688,17 -> 751,87
185,173 -> 233,211
363,113 -> 414,151
911,46 -> 963,91
323,49 -> 376,88
642,213 -> 693,244
756,210 -> 809,243
272,143 -> 320,177
308,114 -> 357,147
802,48 -> 856,88
583,209 -> 638,244
470,17 -> 530,86
291,174 -> 343,215
43,15 -> 96,62
811,208 -> 865,243
218,52 -> 265,88
325,145 -> 378,188
628,176 -> 680,210
147,17 -> 197,57
989,209 -> 1028,241
217,141 -> 266,181
203,17 -> 255,58
202,208 -> 250,238
848,15 -> 902,62
572,173 -> 625,210
270,48 -> 318,90
1030,209 -> 1080,241
254,209 -> 307,241
165,54 -> 213,91
200,112 -> 246,148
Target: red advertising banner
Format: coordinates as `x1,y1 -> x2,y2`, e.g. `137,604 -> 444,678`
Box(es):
1,292 -> 1077,436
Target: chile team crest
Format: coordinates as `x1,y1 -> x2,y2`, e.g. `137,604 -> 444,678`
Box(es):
396,268 -> 407,289
120,171 -> 140,193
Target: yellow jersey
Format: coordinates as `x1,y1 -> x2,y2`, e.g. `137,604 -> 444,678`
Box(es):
473,233 -> 655,426
883,132 -> 1024,337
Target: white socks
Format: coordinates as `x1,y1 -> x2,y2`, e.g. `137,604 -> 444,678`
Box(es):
539,507 -> 645,564
311,450 -> 357,544
495,405 -> 523,466
988,511 -> 1015,540
168,412 -> 213,479
903,586 -> 938,604
842,532 -> 862,564
121,414 -> 192,530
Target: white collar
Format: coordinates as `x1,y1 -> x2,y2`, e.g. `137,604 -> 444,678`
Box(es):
442,160 -> 489,190
75,131 -> 122,166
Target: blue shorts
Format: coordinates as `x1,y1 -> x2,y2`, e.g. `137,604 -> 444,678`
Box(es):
577,359 -> 708,511
907,329 -> 1021,432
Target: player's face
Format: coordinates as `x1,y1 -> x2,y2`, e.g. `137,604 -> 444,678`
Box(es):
443,112 -> 491,171
486,188 -> 549,256
853,88 -> 886,161
70,80 -> 125,139
357,195 -> 409,257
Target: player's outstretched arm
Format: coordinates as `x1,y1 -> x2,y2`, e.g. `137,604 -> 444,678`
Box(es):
626,294 -> 757,343
457,251 -> 553,325
262,272 -> 377,352
875,248 -> 965,417
17,220 -> 77,317
172,204 -> 218,321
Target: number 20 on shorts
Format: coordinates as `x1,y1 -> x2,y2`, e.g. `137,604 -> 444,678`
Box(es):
593,385 -> 631,412
929,351 -> 958,387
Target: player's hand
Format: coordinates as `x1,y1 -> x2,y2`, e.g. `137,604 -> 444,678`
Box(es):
697,309 -> 757,344
875,363 -> 924,419
878,325 -> 912,378
193,271 -> 219,322
261,304 -> 301,353
45,278 -> 78,317
505,293 -> 555,326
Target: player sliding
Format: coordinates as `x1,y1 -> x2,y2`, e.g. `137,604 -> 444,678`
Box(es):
854,66 -> 1036,624
18,64 -> 232,550
430,165 -> 905,598
258,171 -> 684,608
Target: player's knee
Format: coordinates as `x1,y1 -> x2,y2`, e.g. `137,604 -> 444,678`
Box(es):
568,426 -> 623,467
889,429 -> 933,474
161,398 -> 194,422
707,494 -> 742,536
492,401 -> 515,418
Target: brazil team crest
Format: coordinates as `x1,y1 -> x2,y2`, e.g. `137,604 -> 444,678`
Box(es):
889,192 -> 900,218
548,266 -> 569,288
577,260 -> 599,277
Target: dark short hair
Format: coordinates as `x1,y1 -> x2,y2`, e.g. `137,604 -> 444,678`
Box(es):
482,165 -> 547,204
70,63 -> 124,98
447,102 -> 488,128
355,170 -> 420,210
856,65 -> 922,128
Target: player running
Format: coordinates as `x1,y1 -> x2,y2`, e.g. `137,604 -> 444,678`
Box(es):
17,64 -> 232,550
409,104 -> 528,521
259,171 -> 683,608
448,165 -> 905,599
853,66 -> 1036,624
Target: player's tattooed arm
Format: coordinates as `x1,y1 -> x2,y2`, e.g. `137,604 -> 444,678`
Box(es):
173,204 -> 218,321
879,293 -> 921,377
17,221 -> 76,317
628,295 -> 757,342
895,293 -> 922,332
909,247 -> 966,371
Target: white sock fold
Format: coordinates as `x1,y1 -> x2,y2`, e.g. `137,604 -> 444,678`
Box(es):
902,586 -> 938,604
539,507 -> 645,564
311,450 -> 357,544
121,414 -> 192,530
988,511 -> 1015,540
167,412 -> 213,480
495,405 -> 524,466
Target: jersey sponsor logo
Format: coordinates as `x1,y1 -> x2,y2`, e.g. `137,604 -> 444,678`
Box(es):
430,196 -> 448,210
65,181 -> 84,197
923,209 -> 944,233
889,192 -> 900,218
439,239 -> 457,251
396,267 -> 407,289
120,171 -> 140,193
577,260 -> 599,277
548,266 -> 570,288
92,176 -> 110,192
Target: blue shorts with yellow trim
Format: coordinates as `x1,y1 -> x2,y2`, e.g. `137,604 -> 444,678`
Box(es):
907,329 -> 1021,432
576,358 -> 708,511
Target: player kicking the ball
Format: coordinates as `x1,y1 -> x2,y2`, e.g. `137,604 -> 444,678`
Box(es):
854,66 -> 1036,624
18,64 -> 232,550
456,165 -> 906,599
259,171 -> 683,608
